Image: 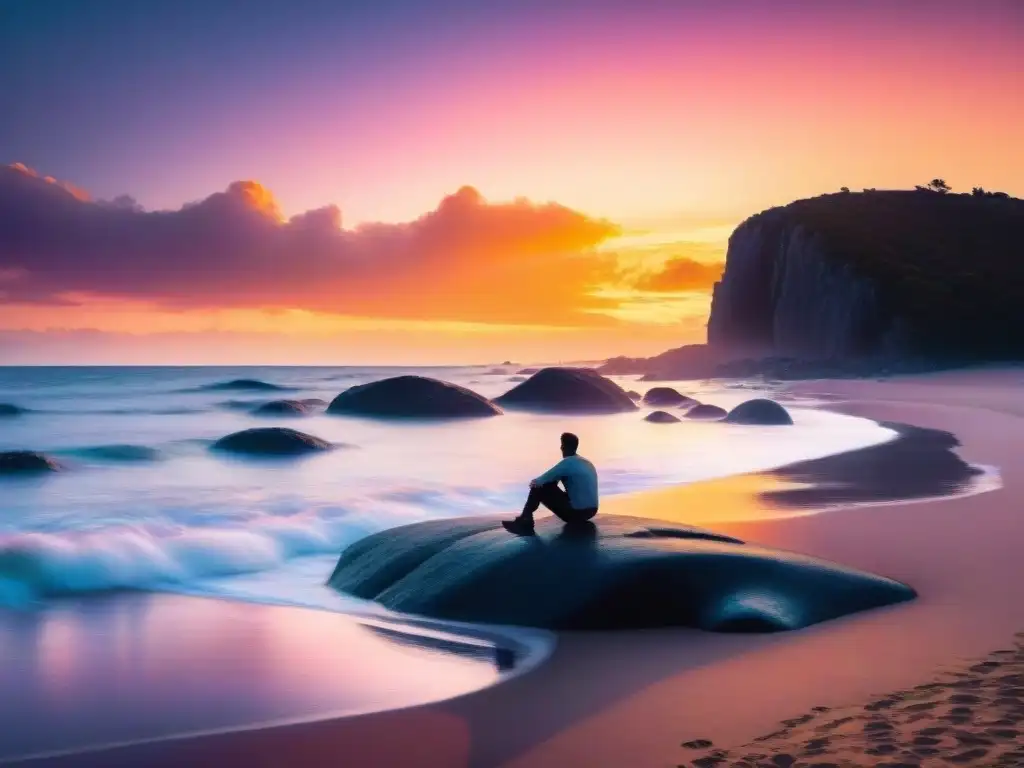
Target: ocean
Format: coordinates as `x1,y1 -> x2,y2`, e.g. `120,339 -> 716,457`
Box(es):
0,365 -> 896,613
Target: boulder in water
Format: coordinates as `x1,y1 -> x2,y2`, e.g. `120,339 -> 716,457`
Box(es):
0,403 -> 27,417
684,403 -> 728,420
494,367 -> 637,414
212,428 -> 332,456
252,399 -> 313,417
724,398 -> 794,425
327,376 -> 501,419
205,379 -> 288,392
0,451 -> 62,474
626,390 -> 642,401
644,410 -> 680,424
642,387 -> 696,407
327,515 -> 915,632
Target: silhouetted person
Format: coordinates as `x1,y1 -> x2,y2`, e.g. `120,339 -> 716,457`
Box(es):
502,432 -> 599,536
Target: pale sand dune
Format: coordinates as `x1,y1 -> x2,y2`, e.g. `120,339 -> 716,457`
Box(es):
21,369 -> 1024,768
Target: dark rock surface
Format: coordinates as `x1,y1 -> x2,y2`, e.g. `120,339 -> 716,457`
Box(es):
0,403 -> 27,417
327,376 -> 501,419
494,367 -> 637,414
203,379 -> 290,392
626,390 -> 642,401
642,387 -> 696,407
211,428 -> 332,456
328,515 -> 915,632
708,190 -> 1024,361
724,399 -> 794,425
644,410 -> 680,424
252,399 -> 313,417
0,451 -> 62,474
684,403 -> 728,420
600,344 -> 728,380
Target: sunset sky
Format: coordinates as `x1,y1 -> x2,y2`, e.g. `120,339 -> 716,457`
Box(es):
2,0 -> 1022,365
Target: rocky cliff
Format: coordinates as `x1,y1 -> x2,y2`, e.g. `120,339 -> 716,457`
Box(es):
707,212 -> 908,358
706,190 -> 1024,362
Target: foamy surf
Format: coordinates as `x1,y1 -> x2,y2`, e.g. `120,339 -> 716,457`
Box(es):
0,365 -> 899,610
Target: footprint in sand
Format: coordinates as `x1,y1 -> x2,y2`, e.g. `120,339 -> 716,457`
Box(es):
680,739 -> 713,749
865,743 -> 897,755
950,695 -> 983,705
818,716 -> 855,731
950,746 -> 990,763
781,714 -> 815,727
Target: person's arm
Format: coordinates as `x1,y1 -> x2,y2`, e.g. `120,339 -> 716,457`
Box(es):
531,458 -> 567,487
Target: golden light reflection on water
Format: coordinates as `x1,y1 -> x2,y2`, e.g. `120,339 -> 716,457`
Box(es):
600,472 -> 817,526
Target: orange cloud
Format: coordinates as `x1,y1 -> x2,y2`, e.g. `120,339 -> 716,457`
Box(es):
635,257 -> 724,292
0,165 -> 621,326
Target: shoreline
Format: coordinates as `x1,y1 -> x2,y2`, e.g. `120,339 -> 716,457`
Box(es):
9,367 -> 1024,766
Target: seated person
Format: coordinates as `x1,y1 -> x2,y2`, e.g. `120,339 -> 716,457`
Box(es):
502,432 -> 598,535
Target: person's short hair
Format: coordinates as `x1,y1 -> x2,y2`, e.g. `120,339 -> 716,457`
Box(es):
560,432 -> 579,454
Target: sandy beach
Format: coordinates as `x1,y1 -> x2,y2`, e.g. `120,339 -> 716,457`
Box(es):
10,367 -> 1024,767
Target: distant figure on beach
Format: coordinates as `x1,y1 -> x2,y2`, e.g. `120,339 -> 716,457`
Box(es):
502,432 -> 599,535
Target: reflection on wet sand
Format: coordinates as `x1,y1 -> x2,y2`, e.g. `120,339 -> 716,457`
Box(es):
0,593 -> 532,762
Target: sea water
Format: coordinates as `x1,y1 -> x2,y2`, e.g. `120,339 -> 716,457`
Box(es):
0,365 -> 896,611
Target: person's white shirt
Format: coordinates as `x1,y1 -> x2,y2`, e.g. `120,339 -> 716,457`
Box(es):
533,454 -> 599,510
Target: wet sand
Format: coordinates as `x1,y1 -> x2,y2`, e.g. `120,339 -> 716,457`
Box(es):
0,595 -> 542,764
11,368 -> 1024,767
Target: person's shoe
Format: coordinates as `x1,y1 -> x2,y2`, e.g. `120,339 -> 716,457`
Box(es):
502,517 -> 535,536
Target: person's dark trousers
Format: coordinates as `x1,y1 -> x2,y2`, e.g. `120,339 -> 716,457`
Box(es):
520,482 -> 597,525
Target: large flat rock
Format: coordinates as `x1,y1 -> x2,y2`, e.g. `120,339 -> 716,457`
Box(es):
328,515 -> 914,633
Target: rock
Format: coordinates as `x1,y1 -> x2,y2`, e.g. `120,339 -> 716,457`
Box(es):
327,376 -> 501,419
626,390 -> 641,401
211,428 -> 332,456
501,360 -> 513,366
508,376 -> 527,382
300,398 -> 327,406
204,378 -> 289,391
684,403 -> 728,420
724,399 -> 794,425
642,387 -> 696,407
707,191 -> 1024,361
517,368 -> 539,375
252,399 -> 312,417
493,367 -> 637,414
600,344 -> 730,380
0,451 -> 62,474
328,515 -> 916,632
0,403 -> 27,416
644,410 -> 680,423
